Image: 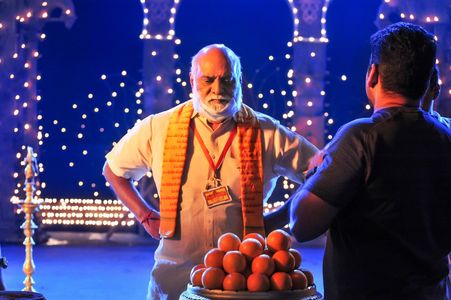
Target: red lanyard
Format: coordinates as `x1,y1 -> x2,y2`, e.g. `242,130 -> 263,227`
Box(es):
190,122 -> 237,173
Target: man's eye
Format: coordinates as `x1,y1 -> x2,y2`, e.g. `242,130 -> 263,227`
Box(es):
203,78 -> 214,83
222,77 -> 234,84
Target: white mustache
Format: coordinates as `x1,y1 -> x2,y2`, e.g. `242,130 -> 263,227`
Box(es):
206,95 -> 231,101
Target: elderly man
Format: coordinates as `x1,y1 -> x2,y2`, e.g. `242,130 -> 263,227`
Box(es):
290,22 -> 451,299
103,44 -> 318,299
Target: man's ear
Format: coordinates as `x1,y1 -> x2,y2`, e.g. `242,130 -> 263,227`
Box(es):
367,64 -> 379,88
189,72 -> 194,87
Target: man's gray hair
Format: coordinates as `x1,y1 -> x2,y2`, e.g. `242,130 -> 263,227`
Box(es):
190,44 -> 242,83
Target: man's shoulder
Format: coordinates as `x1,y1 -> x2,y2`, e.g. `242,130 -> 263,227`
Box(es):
252,109 -> 281,127
335,117 -> 374,138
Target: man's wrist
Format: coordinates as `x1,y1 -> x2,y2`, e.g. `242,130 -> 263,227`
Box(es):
139,209 -> 159,224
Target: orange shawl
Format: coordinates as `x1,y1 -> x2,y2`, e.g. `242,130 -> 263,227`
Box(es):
159,101 -> 264,238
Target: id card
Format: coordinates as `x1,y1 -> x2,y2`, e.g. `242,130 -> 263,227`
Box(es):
202,185 -> 232,208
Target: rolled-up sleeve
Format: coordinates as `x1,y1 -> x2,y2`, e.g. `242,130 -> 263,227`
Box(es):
271,121 -> 319,183
105,116 -> 153,181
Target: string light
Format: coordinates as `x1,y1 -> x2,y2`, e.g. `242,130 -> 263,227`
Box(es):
290,0 -> 331,43
139,0 -> 180,40
39,198 -> 135,227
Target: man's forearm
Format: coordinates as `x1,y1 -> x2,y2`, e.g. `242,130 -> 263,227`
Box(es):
102,163 -> 156,222
264,199 -> 291,234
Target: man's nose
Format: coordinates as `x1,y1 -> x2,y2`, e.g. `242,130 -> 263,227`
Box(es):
211,78 -> 222,94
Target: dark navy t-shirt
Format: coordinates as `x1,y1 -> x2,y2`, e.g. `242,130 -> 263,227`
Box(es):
304,106 -> 451,299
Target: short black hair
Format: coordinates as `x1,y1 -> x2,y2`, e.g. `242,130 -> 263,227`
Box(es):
369,22 -> 436,100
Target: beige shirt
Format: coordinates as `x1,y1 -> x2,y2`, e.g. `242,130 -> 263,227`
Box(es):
106,102 -> 318,300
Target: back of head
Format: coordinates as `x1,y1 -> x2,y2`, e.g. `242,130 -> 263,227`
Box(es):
369,22 -> 436,101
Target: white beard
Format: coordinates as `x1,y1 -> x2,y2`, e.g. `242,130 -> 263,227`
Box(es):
192,88 -> 242,122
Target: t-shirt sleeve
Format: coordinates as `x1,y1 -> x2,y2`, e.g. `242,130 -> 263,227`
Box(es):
105,115 -> 153,181
302,123 -> 367,208
271,120 -> 319,183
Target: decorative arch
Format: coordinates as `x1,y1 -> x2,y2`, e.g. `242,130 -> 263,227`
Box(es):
0,0 -> 76,238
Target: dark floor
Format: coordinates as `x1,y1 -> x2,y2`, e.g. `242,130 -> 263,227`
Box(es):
1,232 -> 325,300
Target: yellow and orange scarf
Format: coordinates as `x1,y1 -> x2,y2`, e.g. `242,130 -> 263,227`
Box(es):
159,100 -> 264,238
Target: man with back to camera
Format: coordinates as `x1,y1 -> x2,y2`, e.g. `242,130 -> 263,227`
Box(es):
103,44 -> 318,299
290,22 -> 451,299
